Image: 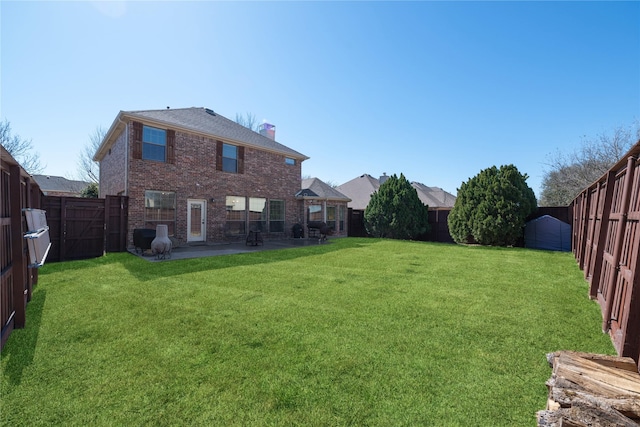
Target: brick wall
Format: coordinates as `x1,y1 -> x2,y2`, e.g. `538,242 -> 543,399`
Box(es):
102,120 -> 305,247
99,128 -> 127,197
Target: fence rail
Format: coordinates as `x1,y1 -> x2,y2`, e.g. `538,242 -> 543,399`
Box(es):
571,141 -> 640,371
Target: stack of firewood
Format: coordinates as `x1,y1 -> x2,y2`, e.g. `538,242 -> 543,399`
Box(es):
537,351 -> 640,426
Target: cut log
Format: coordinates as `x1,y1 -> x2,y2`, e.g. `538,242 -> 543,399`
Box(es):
537,401 -> 639,427
547,351 -> 640,373
553,352 -> 640,396
547,378 -> 640,419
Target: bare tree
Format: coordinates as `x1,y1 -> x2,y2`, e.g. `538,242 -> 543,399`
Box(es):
0,119 -> 45,174
235,112 -> 259,132
540,122 -> 639,206
77,126 -> 105,184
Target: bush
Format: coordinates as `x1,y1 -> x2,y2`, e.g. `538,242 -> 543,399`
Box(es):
448,165 -> 537,246
364,173 -> 430,239
81,182 -> 99,198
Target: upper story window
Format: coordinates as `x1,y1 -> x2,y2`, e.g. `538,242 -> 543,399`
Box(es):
132,121 -> 175,163
216,140 -> 244,174
142,126 -> 166,162
222,143 -> 238,173
285,157 -> 296,165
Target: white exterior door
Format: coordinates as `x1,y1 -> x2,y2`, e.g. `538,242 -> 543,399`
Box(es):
187,199 -> 206,242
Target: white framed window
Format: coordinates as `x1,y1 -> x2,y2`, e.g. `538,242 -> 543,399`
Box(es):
222,144 -> 238,173
144,190 -> 176,235
225,196 -> 246,235
269,200 -> 285,232
142,126 -> 166,162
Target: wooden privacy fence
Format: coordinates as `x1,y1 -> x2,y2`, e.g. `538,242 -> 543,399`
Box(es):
347,207 -> 456,242
571,141 -> 640,370
42,195 -> 128,262
1,146 -> 41,350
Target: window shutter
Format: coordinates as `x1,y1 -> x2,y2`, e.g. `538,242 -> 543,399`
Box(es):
166,130 -> 175,164
238,146 -> 245,174
132,121 -> 143,159
216,140 -> 223,171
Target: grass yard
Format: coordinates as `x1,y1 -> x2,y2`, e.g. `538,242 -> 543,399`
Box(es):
1,238 -> 613,426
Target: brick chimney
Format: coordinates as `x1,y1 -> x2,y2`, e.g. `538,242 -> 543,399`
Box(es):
259,122 -> 276,140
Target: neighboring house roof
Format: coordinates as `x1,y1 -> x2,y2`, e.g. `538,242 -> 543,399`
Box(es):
411,182 -> 457,208
335,174 -> 380,210
298,178 -> 351,201
32,175 -> 90,196
94,107 -> 309,162
336,174 -> 457,210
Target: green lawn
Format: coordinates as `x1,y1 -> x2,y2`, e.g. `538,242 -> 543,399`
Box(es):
1,238 -> 613,426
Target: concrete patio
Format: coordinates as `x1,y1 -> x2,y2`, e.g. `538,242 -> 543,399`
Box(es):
129,237 -> 331,262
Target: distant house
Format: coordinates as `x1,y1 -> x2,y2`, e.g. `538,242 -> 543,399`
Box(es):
32,175 -> 90,197
94,107 -> 314,246
336,173 -> 456,211
296,178 -> 351,235
411,181 -> 457,209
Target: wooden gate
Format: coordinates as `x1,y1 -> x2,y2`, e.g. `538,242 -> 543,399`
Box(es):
42,195 -> 128,262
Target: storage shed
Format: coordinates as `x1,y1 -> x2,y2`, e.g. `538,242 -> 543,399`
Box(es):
524,215 -> 571,252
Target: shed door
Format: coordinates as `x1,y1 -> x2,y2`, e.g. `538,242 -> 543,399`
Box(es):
187,200 -> 206,242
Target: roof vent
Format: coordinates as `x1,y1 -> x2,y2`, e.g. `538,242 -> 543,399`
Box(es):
205,108 -> 216,116
379,173 -> 389,184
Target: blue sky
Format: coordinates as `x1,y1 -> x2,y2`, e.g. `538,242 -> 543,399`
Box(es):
2,1 -> 639,197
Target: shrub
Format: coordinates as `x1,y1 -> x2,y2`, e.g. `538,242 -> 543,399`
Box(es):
81,182 -> 99,198
448,164 -> 537,246
364,173 -> 430,239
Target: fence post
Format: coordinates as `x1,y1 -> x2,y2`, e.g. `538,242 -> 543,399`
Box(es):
9,165 -> 26,328
104,196 -> 109,255
119,196 -> 127,251
60,197 -> 67,261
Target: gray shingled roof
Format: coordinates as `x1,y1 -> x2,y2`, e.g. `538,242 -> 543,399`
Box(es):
336,174 -> 456,210
122,107 -> 307,159
32,175 -> 90,195
299,178 -> 351,201
335,174 -> 381,210
411,182 -> 457,208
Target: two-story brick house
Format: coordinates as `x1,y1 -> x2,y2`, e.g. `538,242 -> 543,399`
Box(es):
94,107 -> 310,246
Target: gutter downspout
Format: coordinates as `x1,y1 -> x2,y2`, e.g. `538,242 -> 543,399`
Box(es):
121,119 -> 129,196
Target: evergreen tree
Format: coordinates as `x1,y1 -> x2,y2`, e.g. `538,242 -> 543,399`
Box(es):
448,165 -> 537,246
80,182 -> 99,198
364,173 -> 430,239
